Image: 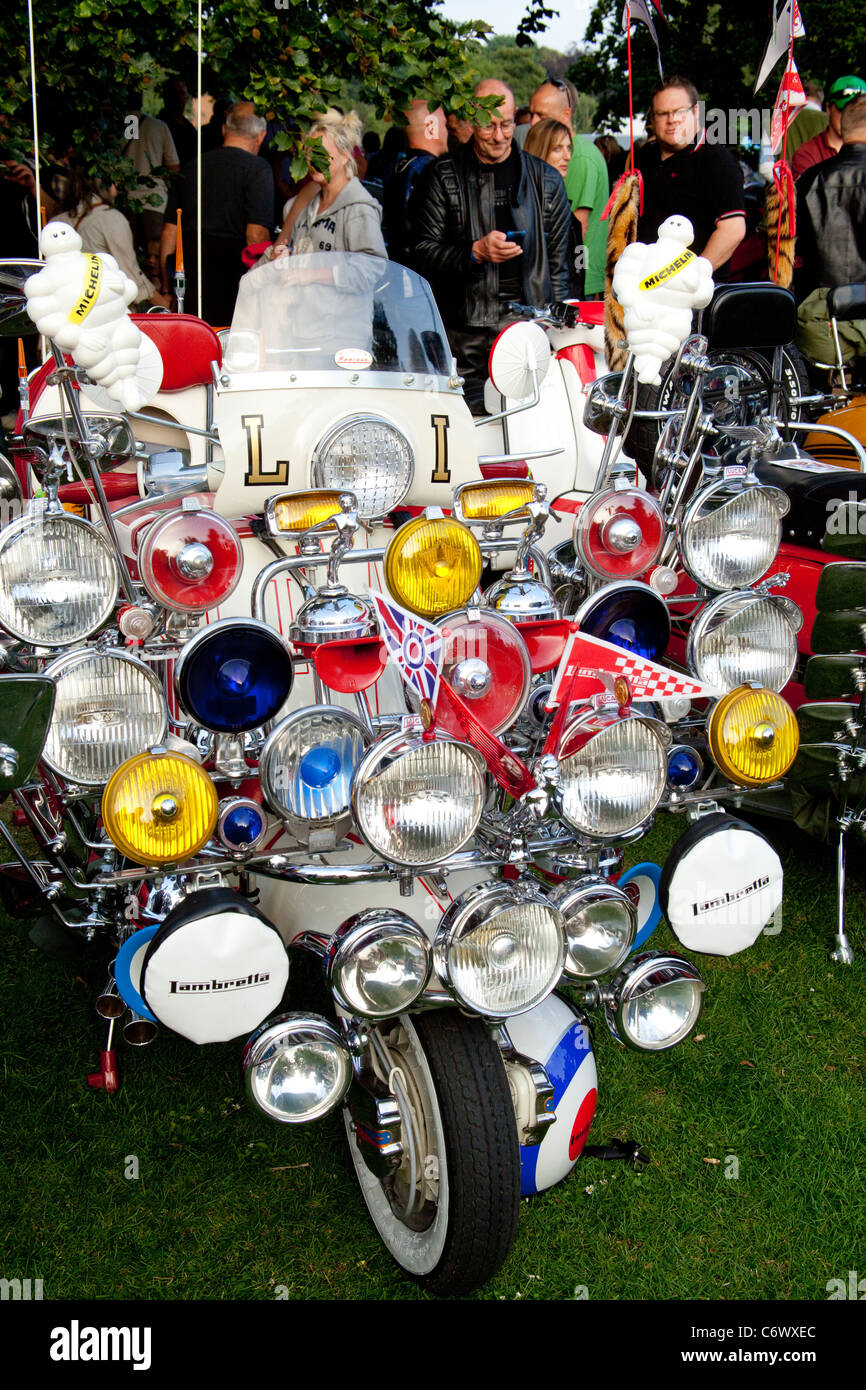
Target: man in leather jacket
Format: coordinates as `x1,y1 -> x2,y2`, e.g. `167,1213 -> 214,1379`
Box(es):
408,79 -> 572,412
796,96 -> 866,366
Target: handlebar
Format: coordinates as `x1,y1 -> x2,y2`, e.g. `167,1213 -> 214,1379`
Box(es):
505,301 -> 582,329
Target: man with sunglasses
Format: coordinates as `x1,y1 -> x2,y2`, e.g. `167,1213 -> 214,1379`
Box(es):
792,75 -> 866,179
409,78 -> 571,411
636,77 -> 745,280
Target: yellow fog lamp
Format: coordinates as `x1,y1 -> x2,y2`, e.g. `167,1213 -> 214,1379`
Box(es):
265,489 -> 355,537
453,478 -> 536,523
384,512 -> 482,618
102,748 -> 219,866
708,686 -> 799,788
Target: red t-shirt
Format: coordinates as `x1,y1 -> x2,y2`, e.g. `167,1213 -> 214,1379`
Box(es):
792,130 -> 837,180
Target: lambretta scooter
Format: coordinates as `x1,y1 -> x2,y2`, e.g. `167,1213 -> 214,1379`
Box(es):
0,233 -> 798,1296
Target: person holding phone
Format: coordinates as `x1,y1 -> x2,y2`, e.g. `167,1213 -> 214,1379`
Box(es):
408,78 -> 572,412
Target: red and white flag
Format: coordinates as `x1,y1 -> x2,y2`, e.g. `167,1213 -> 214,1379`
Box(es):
754,0 -> 805,94
771,55 -> 807,151
623,0 -> 666,79
547,628 -> 724,710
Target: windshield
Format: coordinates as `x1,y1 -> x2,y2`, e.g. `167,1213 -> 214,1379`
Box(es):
224,252 -> 453,377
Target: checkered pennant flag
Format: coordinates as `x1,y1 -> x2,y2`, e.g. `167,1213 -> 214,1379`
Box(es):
370,592 -> 444,705
548,628 -> 724,708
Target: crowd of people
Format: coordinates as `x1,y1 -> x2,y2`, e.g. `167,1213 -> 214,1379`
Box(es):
2,64 -> 865,423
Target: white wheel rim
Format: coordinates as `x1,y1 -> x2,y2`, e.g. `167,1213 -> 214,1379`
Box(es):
344,1018 -> 450,1277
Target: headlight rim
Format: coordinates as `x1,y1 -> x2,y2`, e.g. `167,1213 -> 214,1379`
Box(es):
549,876 -> 638,979
351,728 -> 487,869
43,647 -> 167,787
604,949 -> 706,1051
433,878 -> 567,1018
311,410 -> 414,522
325,907 -> 432,1018
686,589 -> 799,694
677,480 -> 789,593
0,509 -> 120,647
260,703 -> 372,843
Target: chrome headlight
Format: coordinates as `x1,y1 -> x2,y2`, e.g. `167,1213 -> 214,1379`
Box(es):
0,511 -> 118,645
686,590 -> 800,693
678,482 -> 789,592
260,706 -> 371,845
351,731 -> 485,868
551,879 -> 637,979
604,952 -> 706,1050
326,909 -> 431,1018
433,880 -> 566,1017
43,649 -> 167,786
312,414 -> 413,520
556,710 -> 668,838
242,1013 -> 352,1124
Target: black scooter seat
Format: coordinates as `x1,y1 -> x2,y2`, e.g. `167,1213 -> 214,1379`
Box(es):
753,458 -> 866,547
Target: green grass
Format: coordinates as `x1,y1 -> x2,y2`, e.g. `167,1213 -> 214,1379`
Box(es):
0,814 -> 863,1302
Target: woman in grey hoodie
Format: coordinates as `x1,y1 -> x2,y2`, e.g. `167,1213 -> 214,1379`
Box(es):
270,109 -> 386,259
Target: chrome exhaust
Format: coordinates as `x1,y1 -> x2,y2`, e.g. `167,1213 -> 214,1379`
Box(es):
123,1010 -> 158,1046
95,962 -> 126,1020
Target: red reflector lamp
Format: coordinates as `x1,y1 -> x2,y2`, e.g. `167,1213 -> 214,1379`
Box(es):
575,488 -> 664,581
138,509 -> 243,612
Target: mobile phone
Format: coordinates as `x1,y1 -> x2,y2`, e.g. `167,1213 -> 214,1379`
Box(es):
505,229 -> 526,245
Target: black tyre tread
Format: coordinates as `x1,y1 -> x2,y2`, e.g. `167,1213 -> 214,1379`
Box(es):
409,1010 -> 520,1296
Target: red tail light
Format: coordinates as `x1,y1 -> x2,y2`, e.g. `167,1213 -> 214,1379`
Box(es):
138,509 -> 243,612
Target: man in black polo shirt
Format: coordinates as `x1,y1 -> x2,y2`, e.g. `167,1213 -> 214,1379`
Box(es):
637,77 -> 745,279
160,101 -> 274,326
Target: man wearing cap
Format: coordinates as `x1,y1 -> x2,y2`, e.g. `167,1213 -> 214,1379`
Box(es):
792,75 -> 866,179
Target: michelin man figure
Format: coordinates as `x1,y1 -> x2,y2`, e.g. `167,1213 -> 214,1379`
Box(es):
25,221 -> 159,411
612,215 -> 714,385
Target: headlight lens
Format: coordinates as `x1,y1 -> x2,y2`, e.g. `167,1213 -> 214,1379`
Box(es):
434,881 -> 566,1017
556,711 -> 668,837
260,706 -> 371,843
242,1013 -> 353,1124
326,909 -> 431,1018
678,483 -> 789,591
686,591 -> 800,693
605,952 -> 706,1050
0,511 -> 118,645
453,478 -> 535,522
43,650 -> 166,786
313,414 -> 413,520
352,731 -> 486,867
708,685 -> 799,787
174,618 -> 294,733
551,880 -> 637,978
384,514 -> 482,618
102,748 -> 219,865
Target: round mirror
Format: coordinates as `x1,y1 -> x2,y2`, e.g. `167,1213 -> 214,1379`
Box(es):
488,321 -> 550,400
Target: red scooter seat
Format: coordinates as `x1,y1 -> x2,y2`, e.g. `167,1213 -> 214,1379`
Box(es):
130,314 -> 222,392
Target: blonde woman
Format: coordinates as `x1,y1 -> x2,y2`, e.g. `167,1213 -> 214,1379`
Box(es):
270,109 -> 385,258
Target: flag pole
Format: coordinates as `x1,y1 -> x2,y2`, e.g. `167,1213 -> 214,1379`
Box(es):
26,0 -> 42,253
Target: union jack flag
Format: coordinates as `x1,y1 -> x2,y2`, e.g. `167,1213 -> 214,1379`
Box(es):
370,593 -> 444,705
